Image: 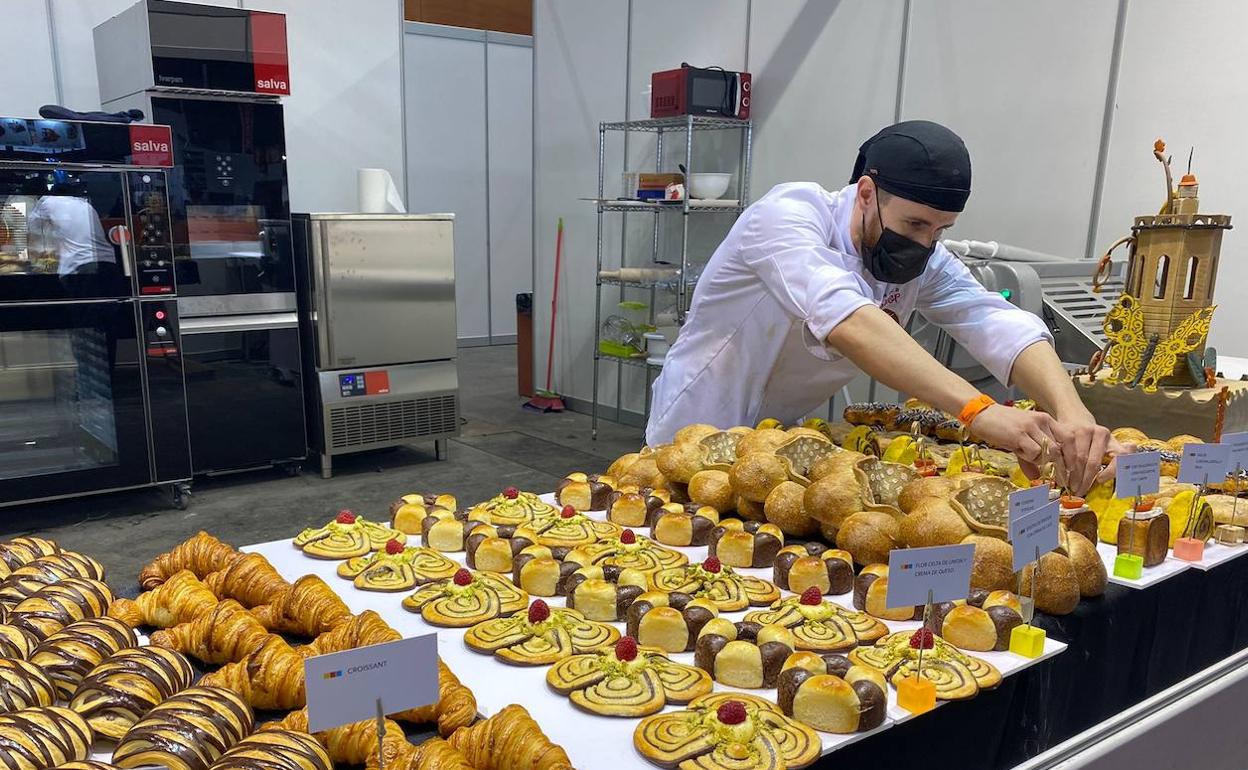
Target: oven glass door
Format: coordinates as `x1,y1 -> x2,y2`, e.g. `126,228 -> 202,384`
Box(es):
151,98 -> 294,297
0,168 -> 131,302
180,320 -> 305,473
0,300 -> 151,503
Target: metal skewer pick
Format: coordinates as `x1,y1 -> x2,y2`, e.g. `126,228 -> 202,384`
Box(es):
1026,546 -> 1040,629
1128,489 -> 1141,557
375,698 -> 386,770
1185,473 -> 1209,539
1234,463 -> 1242,528
918,588 -> 934,678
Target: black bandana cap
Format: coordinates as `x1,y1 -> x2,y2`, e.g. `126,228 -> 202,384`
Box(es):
849,120 -> 972,212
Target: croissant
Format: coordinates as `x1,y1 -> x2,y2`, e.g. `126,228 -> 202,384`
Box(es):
293,611 -> 476,736
11,578 -> 114,641
249,575 -> 350,637
149,599 -> 271,664
0,537 -> 62,571
447,704 -> 573,770
210,730 -> 332,770
203,553 -> 291,608
109,571 -> 219,630
269,709 -> 407,767
0,706 -> 93,770
0,553 -> 105,608
30,617 -> 138,699
139,532 -> 241,590
406,738 -> 474,770
198,635 -> 306,711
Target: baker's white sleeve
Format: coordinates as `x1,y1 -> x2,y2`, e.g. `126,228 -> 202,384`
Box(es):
916,250 -> 1053,385
737,192 -> 875,359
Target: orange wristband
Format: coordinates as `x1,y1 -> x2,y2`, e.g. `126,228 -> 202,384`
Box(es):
958,394 -> 997,426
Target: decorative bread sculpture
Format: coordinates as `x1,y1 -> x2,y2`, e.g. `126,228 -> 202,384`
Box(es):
11,578 -> 114,641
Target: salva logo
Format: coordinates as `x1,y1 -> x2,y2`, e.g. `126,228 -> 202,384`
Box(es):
133,139 -> 170,153
257,78 -> 287,91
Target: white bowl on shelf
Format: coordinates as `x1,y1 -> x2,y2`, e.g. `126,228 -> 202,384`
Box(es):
688,172 -> 732,200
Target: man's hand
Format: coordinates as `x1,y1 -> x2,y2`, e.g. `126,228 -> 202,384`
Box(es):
1057,414 -> 1117,495
967,405 -> 1070,470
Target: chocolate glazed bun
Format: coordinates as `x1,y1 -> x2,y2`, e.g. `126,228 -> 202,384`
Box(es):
707,521 -> 784,568
773,544 -> 854,595
625,593 -> 717,653
694,620 -> 795,689
852,568 -> 922,621
776,653 -> 886,733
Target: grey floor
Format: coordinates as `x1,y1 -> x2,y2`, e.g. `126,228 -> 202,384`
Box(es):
3,345 -> 644,597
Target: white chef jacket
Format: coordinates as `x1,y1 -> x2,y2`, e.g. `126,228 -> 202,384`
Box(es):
645,182 -> 1052,445
27,195 -> 116,277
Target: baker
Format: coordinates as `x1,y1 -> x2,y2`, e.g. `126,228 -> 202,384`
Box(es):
646,120 -> 1116,494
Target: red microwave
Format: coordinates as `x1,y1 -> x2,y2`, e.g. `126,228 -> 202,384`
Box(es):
651,65 -> 751,119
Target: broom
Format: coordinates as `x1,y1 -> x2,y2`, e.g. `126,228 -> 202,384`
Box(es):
525,217 -> 566,412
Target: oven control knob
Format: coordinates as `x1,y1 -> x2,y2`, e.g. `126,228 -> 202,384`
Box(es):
155,326 -> 169,338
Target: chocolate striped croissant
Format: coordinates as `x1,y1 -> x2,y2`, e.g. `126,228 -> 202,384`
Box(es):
211,730 -> 332,770
11,578 -> 113,641
114,687 -> 253,770
0,554 -> 105,608
48,763 -> 118,770
107,571 -> 218,629
0,537 -> 62,572
149,600 -> 270,665
139,532 -> 240,590
0,623 -> 37,660
0,707 -> 93,770
30,617 -> 138,699
0,658 -> 56,713
69,645 -> 195,740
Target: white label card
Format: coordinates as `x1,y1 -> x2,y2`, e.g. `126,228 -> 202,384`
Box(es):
1009,484 -> 1050,525
1114,452 -> 1161,499
1178,443 -> 1231,485
886,543 -> 975,608
305,634 -> 438,733
1221,432 -> 1248,471
1010,500 -> 1061,572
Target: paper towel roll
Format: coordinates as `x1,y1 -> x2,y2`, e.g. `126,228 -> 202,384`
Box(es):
357,168 -> 406,213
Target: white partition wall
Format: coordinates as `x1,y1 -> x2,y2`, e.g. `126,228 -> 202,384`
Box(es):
2,1 -> 60,116
405,23 -> 533,346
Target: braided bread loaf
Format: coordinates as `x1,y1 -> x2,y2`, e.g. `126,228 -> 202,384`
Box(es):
210,730 -> 331,770
0,706 -> 93,770
0,657 -> 56,713
11,578 -> 113,641
114,687 -> 253,770
68,646 -> 195,740
30,617 -> 137,699
0,554 -> 105,608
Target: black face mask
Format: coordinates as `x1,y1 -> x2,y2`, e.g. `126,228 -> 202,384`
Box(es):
861,193 -> 935,284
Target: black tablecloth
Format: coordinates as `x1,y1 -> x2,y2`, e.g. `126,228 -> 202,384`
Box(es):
820,554 -> 1248,769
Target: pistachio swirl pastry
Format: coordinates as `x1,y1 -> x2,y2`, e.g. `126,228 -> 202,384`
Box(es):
113,687 -> 253,770
469,487 -> 560,527
847,628 -> 1001,700
401,569 -> 528,627
564,529 -> 688,574
0,624 -> 37,660
0,537 -> 62,572
464,599 -> 620,665
0,658 -> 56,713
0,706 -> 94,770
11,578 -> 114,641
649,556 -> 780,612
293,510 -> 405,559
30,617 -> 138,699
744,587 -> 887,652
633,693 -> 820,770
0,554 -> 106,608
527,506 -> 622,549
69,645 -> 196,740
336,538 -> 459,592
546,636 -> 712,717
210,730 -> 332,770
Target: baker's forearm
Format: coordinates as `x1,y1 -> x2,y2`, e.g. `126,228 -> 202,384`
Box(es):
1009,341 -> 1090,421
825,305 -> 979,415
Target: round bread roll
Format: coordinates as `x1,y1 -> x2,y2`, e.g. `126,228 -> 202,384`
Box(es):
1021,551 -> 1079,615
836,511 -> 900,566
607,452 -> 642,479
618,456 -> 665,489
656,442 -> 705,485
939,605 -> 998,652
899,498 -> 972,548
763,481 -> 818,537
962,534 -> 1016,591
897,476 -> 958,514
808,450 -> 866,483
729,453 -> 789,503
736,429 -> 789,459
1063,530 -> 1107,598
674,424 -> 720,445
688,470 -> 737,513
1167,434 -> 1204,453
1111,427 -> 1149,446
736,496 -> 768,523
803,475 -> 865,528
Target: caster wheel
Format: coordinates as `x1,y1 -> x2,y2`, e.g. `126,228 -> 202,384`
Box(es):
171,483 -> 191,510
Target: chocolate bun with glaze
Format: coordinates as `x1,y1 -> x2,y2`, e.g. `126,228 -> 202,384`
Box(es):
465,526 -> 540,573
606,487 -> 670,528
556,473 -> 618,512
511,549 -> 577,597
694,619 -> 796,689
648,503 -> 720,547
707,520 -> 784,568
776,652 -> 887,733
852,565 -> 921,621
624,591 -> 719,653
773,544 -> 854,595
562,566 -> 647,621
421,509 -> 491,553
